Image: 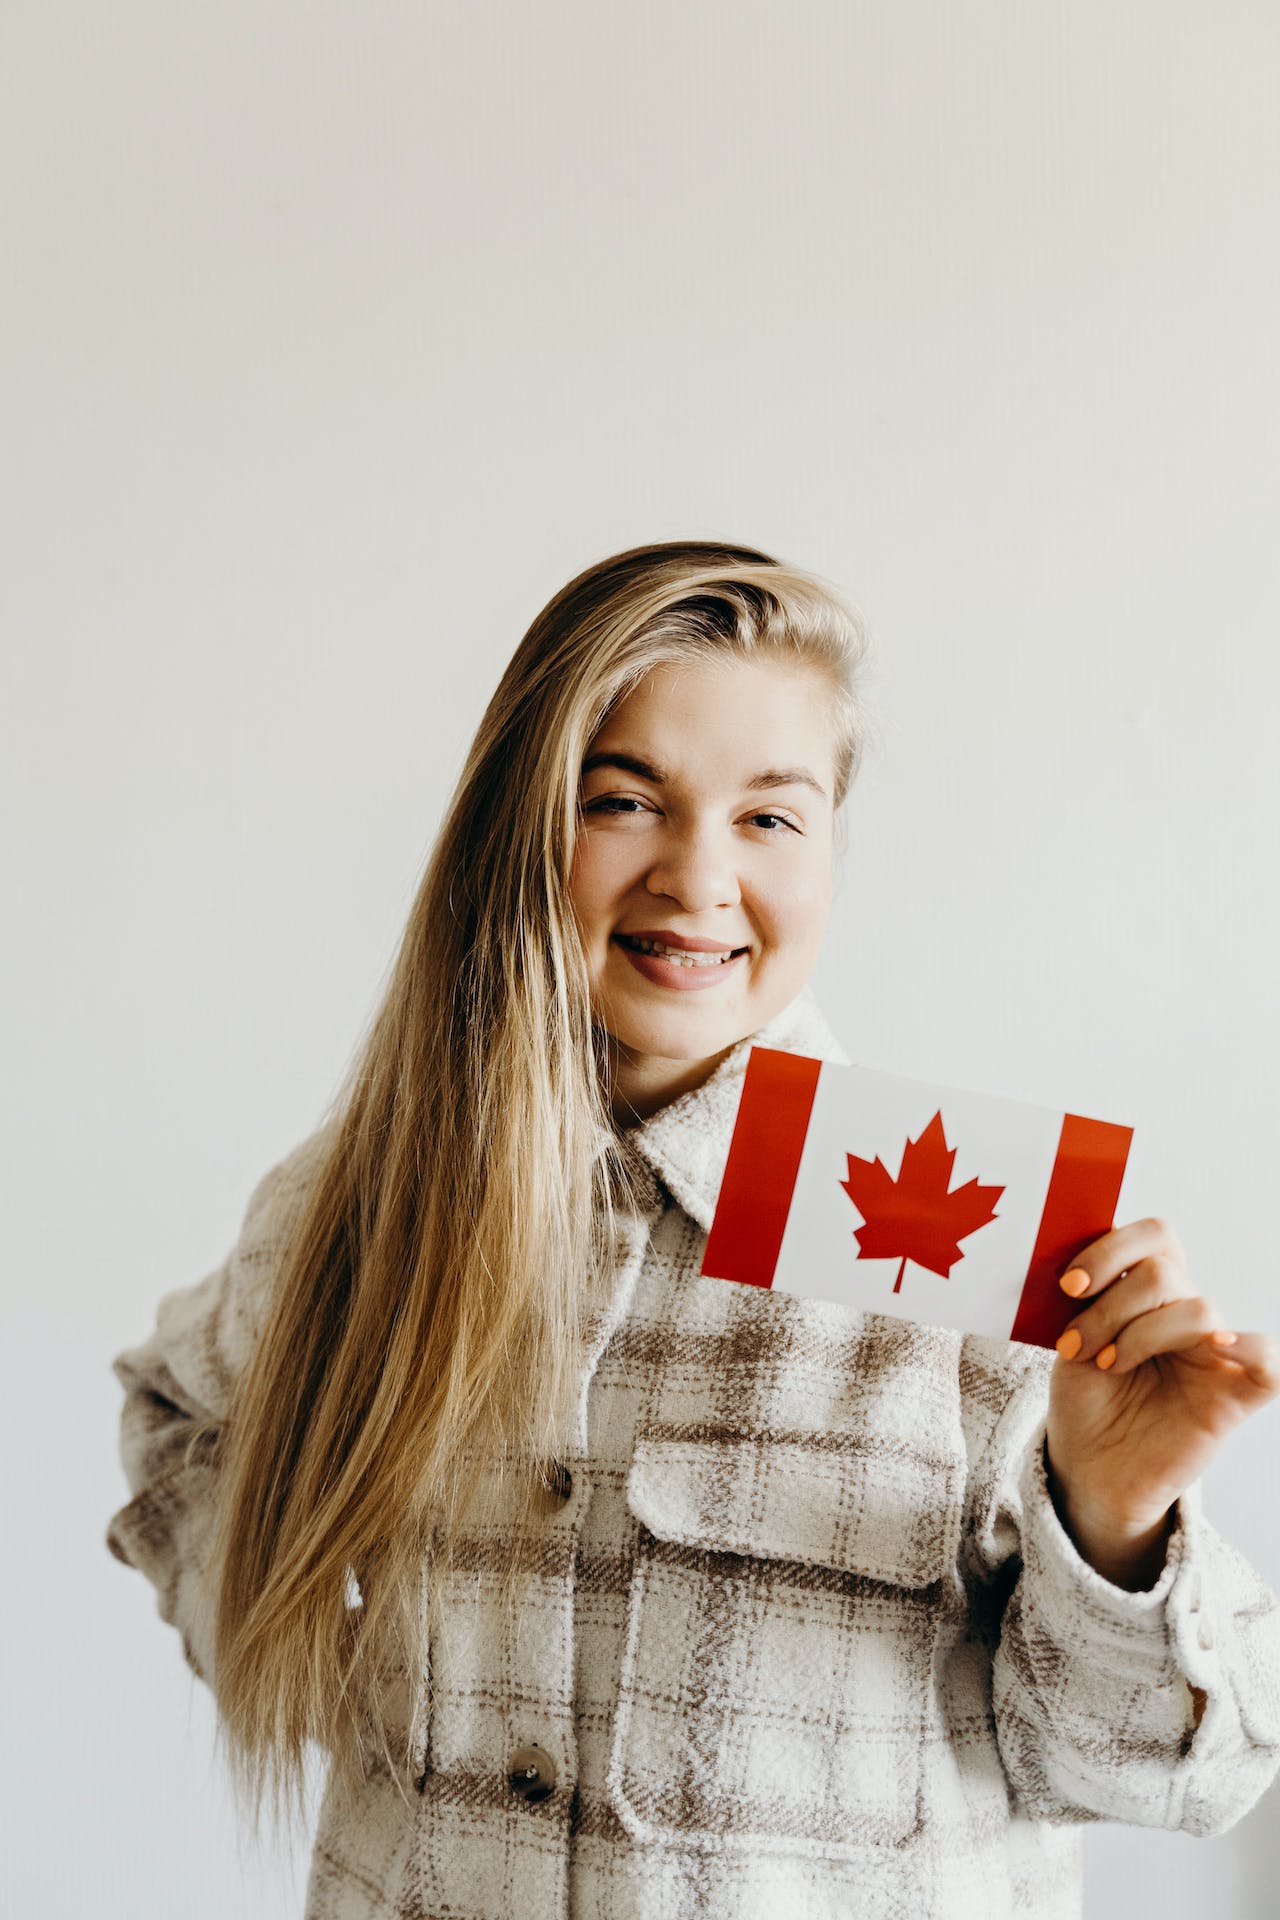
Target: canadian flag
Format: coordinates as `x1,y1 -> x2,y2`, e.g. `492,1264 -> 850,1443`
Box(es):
701,1049 -> 1133,1349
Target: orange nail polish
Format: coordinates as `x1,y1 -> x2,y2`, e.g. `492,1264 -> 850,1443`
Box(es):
1060,1268 -> 1091,1298
1096,1344 -> 1118,1371
1056,1328 -> 1082,1360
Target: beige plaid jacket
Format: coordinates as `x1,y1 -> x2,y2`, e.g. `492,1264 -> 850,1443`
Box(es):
107,987 -> 1280,1919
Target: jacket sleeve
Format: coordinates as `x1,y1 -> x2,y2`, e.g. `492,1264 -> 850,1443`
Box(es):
959,1335 -> 1280,1837
104,1123 -> 334,1687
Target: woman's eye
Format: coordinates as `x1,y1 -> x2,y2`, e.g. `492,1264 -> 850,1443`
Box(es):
582,797 -> 798,832
585,795 -> 649,815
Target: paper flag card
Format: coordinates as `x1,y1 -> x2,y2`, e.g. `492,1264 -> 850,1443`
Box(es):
700,1049 -> 1134,1349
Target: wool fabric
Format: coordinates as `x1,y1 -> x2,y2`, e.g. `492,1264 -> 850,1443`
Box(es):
107,986 -> 1280,1918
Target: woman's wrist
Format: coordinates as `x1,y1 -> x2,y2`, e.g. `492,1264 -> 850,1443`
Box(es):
1044,1446 -> 1176,1592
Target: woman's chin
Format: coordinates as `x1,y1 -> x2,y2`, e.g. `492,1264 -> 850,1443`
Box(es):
604,1001 -> 751,1068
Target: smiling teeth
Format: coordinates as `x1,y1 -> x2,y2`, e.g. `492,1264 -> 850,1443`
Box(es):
624,937 -> 738,967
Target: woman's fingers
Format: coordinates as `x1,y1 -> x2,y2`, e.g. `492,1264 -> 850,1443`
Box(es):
1058,1216 -> 1186,1300
1088,1294 -> 1227,1373
1056,1253 -> 1197,1363
1195,1331 -> 1280,1405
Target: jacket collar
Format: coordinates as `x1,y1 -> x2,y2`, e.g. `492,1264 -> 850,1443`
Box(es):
620,983 -> 850,1232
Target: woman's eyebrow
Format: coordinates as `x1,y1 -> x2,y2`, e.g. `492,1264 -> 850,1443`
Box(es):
580,750 -> 828,799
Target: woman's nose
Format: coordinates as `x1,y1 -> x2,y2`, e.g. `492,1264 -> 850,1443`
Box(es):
644,827 -> 740,913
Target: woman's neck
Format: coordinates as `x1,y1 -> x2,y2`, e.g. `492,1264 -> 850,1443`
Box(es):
609,1043 -> 735,1128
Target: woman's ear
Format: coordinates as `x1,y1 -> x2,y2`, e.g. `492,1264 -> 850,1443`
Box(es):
831,805 -> 850,872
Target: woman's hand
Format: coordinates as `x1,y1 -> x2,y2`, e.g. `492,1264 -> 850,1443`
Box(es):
1044,1217 -> 1280,1590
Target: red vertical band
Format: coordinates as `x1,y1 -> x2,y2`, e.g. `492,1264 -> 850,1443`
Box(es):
700,1047 -> 823,1289
1010,1111 -> 1134,1348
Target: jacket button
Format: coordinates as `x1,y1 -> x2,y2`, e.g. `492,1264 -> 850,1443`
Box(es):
508,1743 -> 557,1803
537,1461 -> 573,1508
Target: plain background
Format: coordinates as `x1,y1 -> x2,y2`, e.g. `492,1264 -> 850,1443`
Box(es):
4,3 -> 1278,1914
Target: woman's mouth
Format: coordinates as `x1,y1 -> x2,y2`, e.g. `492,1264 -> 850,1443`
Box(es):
611,932 -> 750,991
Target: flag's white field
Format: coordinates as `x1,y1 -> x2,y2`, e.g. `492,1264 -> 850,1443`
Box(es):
701,1050 -> 1134,1350
779,1068 -> 1067,1337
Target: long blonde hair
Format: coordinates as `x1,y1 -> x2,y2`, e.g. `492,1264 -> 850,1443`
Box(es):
208,539 -> 876,1830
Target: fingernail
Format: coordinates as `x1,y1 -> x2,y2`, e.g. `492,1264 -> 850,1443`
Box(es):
1096,1344 -> 1118,1371
1211,1329 -> 1239,1347
1056,1328 -> 1082,1360
1060,1268 -> 1091,1298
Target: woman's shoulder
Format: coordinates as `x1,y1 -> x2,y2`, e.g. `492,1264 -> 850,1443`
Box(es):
956,1330 -> 1056,1465
129,1114 -> 342,1412
236,1113 -> 341,1250
960,1329 -> 1056,1395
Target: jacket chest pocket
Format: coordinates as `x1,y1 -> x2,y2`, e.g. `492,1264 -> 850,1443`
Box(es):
606,1429 -> 965,1860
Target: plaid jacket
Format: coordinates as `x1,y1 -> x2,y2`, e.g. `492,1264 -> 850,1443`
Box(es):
107,986 -> 1280,1919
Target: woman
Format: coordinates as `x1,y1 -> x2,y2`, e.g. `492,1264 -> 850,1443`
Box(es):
108,540 -> 1280,1919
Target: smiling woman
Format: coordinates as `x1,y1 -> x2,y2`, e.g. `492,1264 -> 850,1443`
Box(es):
105,539 -> 878,1831
572,655 -> 840,1121
105,539 -> 1280,1920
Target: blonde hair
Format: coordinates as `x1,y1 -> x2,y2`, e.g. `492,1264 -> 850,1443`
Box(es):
208,539 -> 877,1832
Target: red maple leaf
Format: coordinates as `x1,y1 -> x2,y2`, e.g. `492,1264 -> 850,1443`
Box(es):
839,1111 -> 1004,1295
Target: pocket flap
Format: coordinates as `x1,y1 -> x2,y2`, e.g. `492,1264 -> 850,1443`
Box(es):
625,1429 -> 964,1590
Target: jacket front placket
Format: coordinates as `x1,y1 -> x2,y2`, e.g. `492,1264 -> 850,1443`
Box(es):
417,1181 -> 664,1920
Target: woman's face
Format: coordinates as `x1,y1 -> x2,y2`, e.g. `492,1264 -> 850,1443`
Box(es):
569,653 -> 838,1122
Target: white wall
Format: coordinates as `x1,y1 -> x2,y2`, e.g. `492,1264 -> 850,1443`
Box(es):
4,3 -> 1278,1913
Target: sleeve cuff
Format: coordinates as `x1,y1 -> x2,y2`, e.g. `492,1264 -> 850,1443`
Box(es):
1008,1425 -> 1280,1831
1018,1427 -> 1212,1679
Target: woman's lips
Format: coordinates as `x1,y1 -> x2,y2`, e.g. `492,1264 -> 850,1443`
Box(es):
611,932 -> 749,992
